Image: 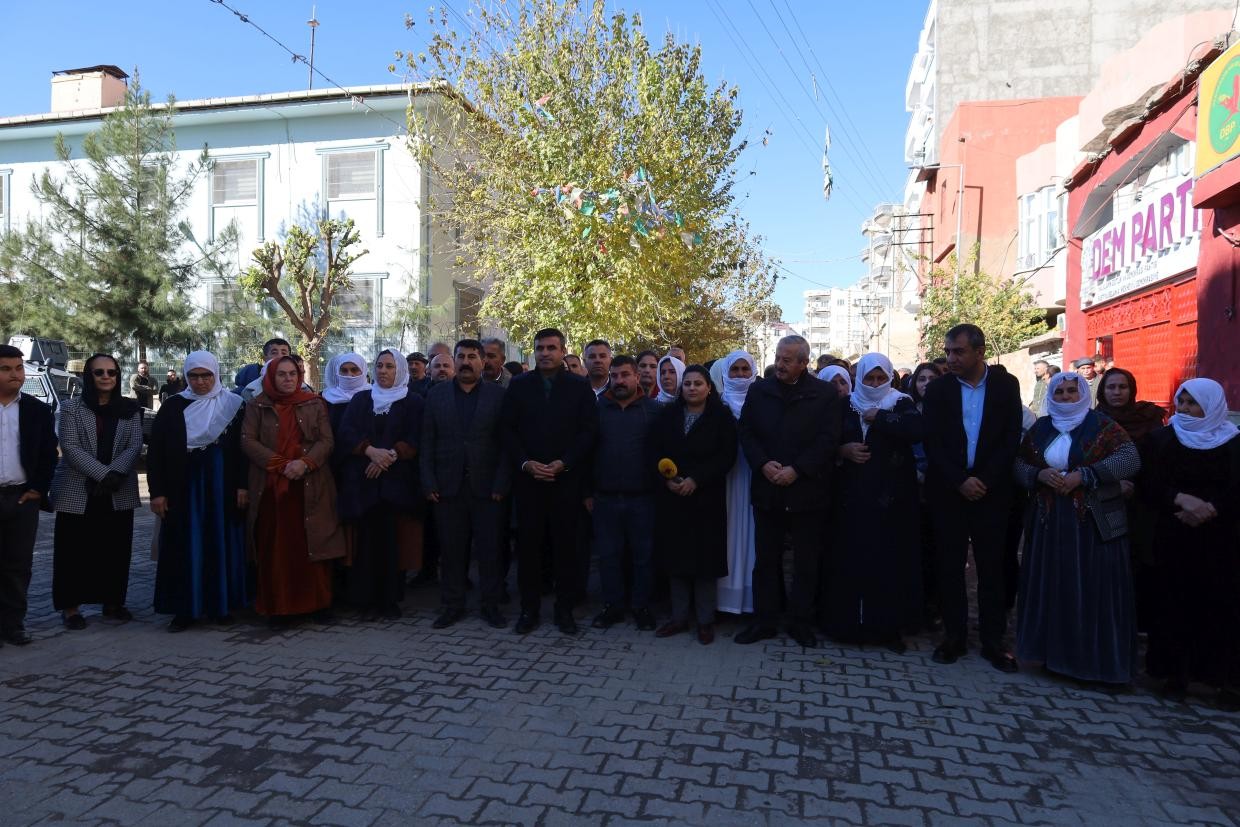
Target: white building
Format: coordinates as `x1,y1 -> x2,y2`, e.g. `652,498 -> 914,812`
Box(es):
802,286 -> 868,360
0,65 -> 491,372
857,203 -> 921,367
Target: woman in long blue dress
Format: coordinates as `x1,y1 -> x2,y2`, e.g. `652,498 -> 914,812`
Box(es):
150,351 -> 250,631
716,350 -> 757,615
1014,371 -> 1141,683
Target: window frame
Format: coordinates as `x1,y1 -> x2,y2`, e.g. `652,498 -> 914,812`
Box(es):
207,152 -> 269,243
317,143 -> 388,238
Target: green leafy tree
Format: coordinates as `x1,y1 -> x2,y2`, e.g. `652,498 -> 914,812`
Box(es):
918,249 -> 1047,359
239,218 -> 367,387
0,79 -> 235,358
400,0 -> 777,356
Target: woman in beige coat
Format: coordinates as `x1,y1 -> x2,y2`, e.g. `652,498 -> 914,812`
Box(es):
241,356 -> 345,628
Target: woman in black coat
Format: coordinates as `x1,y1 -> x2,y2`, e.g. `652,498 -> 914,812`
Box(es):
337,349 -> 423,620
825,353 -> 924,652
650,365 -> 737,645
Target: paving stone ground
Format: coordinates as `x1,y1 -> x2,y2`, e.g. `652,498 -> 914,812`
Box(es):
2,479 -> 1239,825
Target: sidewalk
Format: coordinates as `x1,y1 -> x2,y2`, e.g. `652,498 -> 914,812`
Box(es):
1,490 -> 1238,825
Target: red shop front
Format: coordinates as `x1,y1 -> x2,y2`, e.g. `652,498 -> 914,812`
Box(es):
1065,59 -> 1234,409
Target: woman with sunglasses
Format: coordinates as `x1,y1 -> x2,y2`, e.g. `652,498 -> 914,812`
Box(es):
49,354 -> 144,629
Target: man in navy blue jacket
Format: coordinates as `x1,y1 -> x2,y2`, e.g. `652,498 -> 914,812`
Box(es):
501,328 -> 598,635
0,344 -> 58,647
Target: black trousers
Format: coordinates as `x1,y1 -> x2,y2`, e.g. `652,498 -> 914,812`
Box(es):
436,494 -> 504,610
931,492 -> 1010,650
0,490 -> 40,634
753,506 -> 824,627
515,481 -> 580,615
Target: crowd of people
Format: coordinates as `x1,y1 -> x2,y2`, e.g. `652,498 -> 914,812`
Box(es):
0,325 -> 1236,702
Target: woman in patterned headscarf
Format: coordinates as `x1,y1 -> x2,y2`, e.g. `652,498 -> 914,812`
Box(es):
1014,372 -> 1141,684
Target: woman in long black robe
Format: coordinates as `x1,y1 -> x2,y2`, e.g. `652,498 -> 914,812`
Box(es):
1143,378 -> 1240,702
824,353 -> 923,651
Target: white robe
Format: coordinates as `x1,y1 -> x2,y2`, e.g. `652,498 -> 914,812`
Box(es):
717,439 -> 756,614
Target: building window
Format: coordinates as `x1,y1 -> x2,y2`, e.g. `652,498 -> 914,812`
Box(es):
334,279 -> 377,327
208,281 -> 252,315
0,170 -> 10,232
208,154 -> 267,243
212,160 -> 257,205
326,152 -> 377,200
455,285 -> 483,338
319,144 -> 388,238
1018,185 -> 1063,270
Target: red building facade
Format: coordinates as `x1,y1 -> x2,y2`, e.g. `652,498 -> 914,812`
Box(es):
1065,52 -> 1238,408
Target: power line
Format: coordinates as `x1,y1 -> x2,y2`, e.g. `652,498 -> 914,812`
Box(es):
206,0 -> 410,136
772,0 -> 897,198
704,0 -> 871,217
740,0 -> 892,206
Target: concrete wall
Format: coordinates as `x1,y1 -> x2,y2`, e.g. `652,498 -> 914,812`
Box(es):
933,0 -> 1233,152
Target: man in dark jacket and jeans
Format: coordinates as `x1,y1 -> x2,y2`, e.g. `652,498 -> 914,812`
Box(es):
588,356 -> 661,632
737,335 -> 841,647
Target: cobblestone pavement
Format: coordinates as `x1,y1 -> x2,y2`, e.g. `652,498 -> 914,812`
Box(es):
2,486 -> 1239,825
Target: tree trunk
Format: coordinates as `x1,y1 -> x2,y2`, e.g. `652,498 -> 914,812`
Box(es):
303,338 -> 323,390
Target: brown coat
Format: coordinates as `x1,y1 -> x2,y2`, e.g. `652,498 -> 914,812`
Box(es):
241,394 -> 346,562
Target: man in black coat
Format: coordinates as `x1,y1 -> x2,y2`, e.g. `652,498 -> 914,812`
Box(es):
501,327 -> 599,635
737,334 -> 841,647
421,339 -> 512,631
922,324 -> 1023,672
0,344 -> 58,647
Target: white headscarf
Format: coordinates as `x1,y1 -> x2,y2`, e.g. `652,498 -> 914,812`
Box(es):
849,353 -> 910,438
817,365 -> 852,393
720,350 -> 756,419
1046,372 -> 1093,434
1043,372 -> 1094,470
656,356 -> 686,405
1171,378 -> 1239,450
322,352 -> 369,405
179,351 -> 244,450
370,348 -> 410,415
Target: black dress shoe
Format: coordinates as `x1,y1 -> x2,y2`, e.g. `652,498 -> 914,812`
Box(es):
432,608 -> 466,629
514,612 -> 539,634
555,612 -> 578,635
311,608 -> 335,625
480,605 -> 507,629
62,612 -> 87,631
102,605 -> 133,622
3,629 -> 33,646
932,640 -> 966,664
633,608 -> 656,631
734,625 -> 778,645
981,647 -> 1019,673
592,604 -> 626,629
886,636 -> 908,655
788,623 -> 817,648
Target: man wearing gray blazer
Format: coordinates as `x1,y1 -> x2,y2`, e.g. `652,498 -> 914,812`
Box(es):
421,339 -> 512,629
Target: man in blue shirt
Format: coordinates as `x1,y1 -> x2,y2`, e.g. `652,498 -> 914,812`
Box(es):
922,324 -> 1024,673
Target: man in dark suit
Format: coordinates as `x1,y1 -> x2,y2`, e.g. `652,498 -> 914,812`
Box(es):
737,334 -> 841,648
501,327 -> 598,635
922,324 -> 1023,672
0,344 -> 58,647
421,339 -> 512,630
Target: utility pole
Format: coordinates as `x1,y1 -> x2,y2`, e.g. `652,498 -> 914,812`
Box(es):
307,6 -> 319,90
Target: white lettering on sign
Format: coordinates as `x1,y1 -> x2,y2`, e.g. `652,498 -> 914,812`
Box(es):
1081,172 -> 1200,308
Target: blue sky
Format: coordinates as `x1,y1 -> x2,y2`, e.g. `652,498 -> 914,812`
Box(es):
3,0 -> 926,321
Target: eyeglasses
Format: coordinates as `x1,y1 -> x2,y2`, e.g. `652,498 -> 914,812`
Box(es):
92,368 -> 119,377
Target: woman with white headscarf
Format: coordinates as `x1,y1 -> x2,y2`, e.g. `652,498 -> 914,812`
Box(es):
822,353 -> 923,652
716,350 -> 758,615
149,351 -> 250,632
1143,378 -> 1240,703
1013,371 -> 1141,684
321,353 -> 370,435
655,355 -> 686,406
817,365 -> 852,399
337,348 -> 424,620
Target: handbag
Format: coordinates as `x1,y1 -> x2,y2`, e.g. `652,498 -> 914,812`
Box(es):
1086,480 -> 1128,542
